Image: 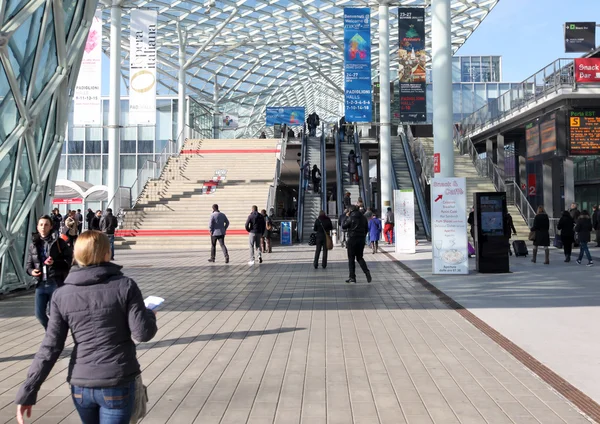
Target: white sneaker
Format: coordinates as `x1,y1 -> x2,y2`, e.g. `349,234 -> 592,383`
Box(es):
248,260 -> 255,266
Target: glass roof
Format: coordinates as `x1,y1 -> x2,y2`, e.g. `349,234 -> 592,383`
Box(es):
99,0 -> 499,136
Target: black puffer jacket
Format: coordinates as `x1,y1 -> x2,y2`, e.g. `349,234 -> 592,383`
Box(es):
15,263 -> 157,405
342,210 -> 368,239
245,211 -> 266,234
26,233 -> 73,287
575,215 -> 594,243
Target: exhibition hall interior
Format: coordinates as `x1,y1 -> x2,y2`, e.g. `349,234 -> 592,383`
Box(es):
2,0 -> 600,422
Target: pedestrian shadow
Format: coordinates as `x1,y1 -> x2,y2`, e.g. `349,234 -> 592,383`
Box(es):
0,348 -> 73,363
139,327 -> 305,350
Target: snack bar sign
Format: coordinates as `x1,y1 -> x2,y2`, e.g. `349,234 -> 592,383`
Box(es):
431,178 -> 468,275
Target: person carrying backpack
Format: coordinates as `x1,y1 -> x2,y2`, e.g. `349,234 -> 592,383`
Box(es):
261,209 -> 273,254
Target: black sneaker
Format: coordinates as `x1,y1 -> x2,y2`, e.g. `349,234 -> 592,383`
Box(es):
588,261 -> 594,267
345,278 -> 356,284
365,271 -> 372,283
259,256 -> 263,264
208,258 -> 215,263
576,259 -> 582,265
225,257 -> 229,264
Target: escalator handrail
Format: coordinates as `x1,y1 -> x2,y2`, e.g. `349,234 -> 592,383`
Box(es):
297,125 -> 308,242
334,125 -> 344,218
399,129 -> 431,240
320,122 -> 327,212
353,129 -> 368,209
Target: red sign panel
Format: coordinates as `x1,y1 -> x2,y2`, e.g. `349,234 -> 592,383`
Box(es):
575,58 -> 600,83
527,174 -> 537,197
53,198 -> 83,204
433,153 -> 440,173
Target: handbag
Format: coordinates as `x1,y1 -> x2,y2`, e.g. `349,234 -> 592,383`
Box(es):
528,231 -> 536,241
553,234 -> 563,249
308,232 -> 317,246
130,374 -> 148,424
319,219 -> 334,250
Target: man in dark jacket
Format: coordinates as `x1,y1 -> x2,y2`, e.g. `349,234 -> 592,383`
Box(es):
51,208 -> 62,236
575,211 -> 594,265
209,204 -> 230,263
245,205 -> 266,265
100,208 -> 119,260
90,210 -> 102,230
26,215 -> 73,329
342,206 -> 372,283
75,209 -> 83,234
85,208 -> 94,230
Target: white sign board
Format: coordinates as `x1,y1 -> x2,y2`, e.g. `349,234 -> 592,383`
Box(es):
222,113 -> 238,130
129,9 -> 157,125
394,189 -> 415,253
431,177 -> 468,274
73,11 -> 102,125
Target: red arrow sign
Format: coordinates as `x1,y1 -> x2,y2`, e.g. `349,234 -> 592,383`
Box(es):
434,194 -> 443,202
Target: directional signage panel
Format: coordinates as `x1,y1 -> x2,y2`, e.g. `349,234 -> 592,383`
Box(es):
344,8 -> 372,122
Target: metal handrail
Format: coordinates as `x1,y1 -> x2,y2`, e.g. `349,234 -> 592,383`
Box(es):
353,128 -> 368,209
461,58 -> 576,135
334,124 -> 344,218
405,125 -> 433,185
267,124 -> 288,214
320,122 -> 327,212
297,125 -> 307,242
399,130 -> 431,240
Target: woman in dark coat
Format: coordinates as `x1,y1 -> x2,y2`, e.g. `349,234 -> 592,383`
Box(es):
557,210 -> 575,262
348,150 -> 357,184
575,210 -> 594,266
313,210 -> 333,269
531,205 -> 550,264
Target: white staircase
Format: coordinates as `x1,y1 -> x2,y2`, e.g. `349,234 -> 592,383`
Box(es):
302,137 -> 323,241
340,141 -> 361,210
115,139 -> 280,250
419,138 -> 530,237
391,136 -> 426,239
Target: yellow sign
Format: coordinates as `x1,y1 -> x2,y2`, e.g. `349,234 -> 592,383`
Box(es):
570,117 -> 581,127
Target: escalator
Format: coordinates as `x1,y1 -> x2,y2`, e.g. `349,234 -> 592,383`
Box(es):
337,126 -> 364,213
297,128 -> 324,243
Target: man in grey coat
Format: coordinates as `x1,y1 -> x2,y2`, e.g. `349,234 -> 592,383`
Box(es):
208,204 -> 230,263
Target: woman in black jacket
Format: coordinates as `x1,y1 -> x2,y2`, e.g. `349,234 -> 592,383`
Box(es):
16,230 -> 158,424
531,205 -> 550,264
575,210 -> 594,266
313,210 -> 333,269
557,210 -> 575,262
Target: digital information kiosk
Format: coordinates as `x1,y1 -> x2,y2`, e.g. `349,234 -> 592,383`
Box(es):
474,192 -> 510,273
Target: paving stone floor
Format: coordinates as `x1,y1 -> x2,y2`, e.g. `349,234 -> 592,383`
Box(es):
0,245 -> 593,423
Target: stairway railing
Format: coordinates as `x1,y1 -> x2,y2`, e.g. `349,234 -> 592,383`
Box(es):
398,130 -> 431,240
267,124 -> 288,214
334,125 -> 344,217
297,125 -> 308,242
320,122 -> 327,212
405,126 -> 433,185
353,128 -> 368,209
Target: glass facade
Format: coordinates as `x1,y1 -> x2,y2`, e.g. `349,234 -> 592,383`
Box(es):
0,0 -> 97,292
452,56 -> 502,83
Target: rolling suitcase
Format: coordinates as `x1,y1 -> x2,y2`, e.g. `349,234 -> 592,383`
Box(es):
512,240 -> 528,257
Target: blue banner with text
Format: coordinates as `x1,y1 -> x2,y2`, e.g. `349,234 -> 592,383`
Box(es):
344,8 -> 372,123
266,107 -> 305,126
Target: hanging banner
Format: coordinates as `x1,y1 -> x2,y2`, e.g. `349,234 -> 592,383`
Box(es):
398,8 -> 426,122
266,107 -> 305,126
394,189 -> 416,254
129,9 -> 157,125
565,22 -> 596,53
73,11 -> 102,125
344,8 -> 372,123
431,178 -> 468,275
221,113 -> 238,130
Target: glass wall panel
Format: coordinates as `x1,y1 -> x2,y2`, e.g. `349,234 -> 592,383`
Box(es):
68,139 -> 83,154
67,155 -> 84,181
0,144 -> 17,227
462,84 -> 473,114
461,57 -> 471,82
452,57 -> 461,83
0,63 -> 20,141
470,56 -> 481,82
481,57 -> 492,82
85,155 -> 102,185
120,156 -> 136,187
453,84 -> 462,122
474,84 -> 486,110
492,56 -> 501,81
102,155 -> 108,185
32,7 -> 58,101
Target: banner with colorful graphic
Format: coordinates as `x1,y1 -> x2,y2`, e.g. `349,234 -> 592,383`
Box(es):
344,8 -> 372,122
221,113 -> 238,130
129,9 -> 157,125
398,8 -> 426,122
266,107 -> 305,126
73,11 -> 102,125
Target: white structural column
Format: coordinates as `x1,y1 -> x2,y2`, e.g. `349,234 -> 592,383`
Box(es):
108,2 -> 122,210
431,0 -> 454,177
379,1 -> 392,212
177,23 -> 187,151
213,74 -> 220,139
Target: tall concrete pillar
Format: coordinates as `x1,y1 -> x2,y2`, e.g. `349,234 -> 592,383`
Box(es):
378,1 -> 392,213
551,158 -> 562,218
107,2 -> 122,211
563,157 -> 575,212
543,159 -> 553,217
362,148 -> 370,207
496,134 -> 505,178
432,0 -> 454,178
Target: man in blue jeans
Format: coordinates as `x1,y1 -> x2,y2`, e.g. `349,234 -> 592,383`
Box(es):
100,208 -> 119,260
26,215 -> 72,329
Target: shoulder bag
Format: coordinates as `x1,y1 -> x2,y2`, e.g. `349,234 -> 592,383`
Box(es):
319,220 -> 333,250
130,374 -> 148,424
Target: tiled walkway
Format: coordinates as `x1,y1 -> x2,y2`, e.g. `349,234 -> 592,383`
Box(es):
0,246 -> 593,423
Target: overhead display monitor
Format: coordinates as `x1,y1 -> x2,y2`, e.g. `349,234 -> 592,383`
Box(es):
540,112 -> 557,156
565,22 -> 596,53
525,120 -> 540,160
569,110 -> 600,155
266,107 -> 305,126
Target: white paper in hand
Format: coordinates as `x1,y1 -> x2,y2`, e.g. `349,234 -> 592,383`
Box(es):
144,296 -> 164,310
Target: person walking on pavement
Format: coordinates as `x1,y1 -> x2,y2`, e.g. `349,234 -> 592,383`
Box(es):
64,210 -> 79,246
300,159 -> 310,192
504,210 -> 517,255
100,208 -> 118,260
368,213 -> 382,254
383,207 -> 394,245
311,165 -> 321,194
85,208 -> 94,230
16,230 -> 157,424
261,209 -> 273,254
531,205 -> 550,265
313,210 -> 333,269
245,205 -> 266,266
342,205 -> 372,283
339,208 -> 349,248
557,210 -> 575,262
343,192 -> 352,211
75,209 -> 83,234
26,215 -> 73,330
348,150 -> 357,184
593,205 -> 600,247
575,210 -> 594,266
90,210 -> 102,231
208,204 -> 230,263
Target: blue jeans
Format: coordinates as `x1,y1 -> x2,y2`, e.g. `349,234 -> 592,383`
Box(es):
35,282 -> 57,330
72,381 -> 135,424
578,241 -> 593,262
107,235 -> 115,259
